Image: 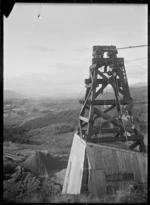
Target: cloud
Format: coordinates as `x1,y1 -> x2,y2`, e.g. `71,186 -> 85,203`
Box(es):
27,44 -> 55,52
53,61 -> 86,71
4,73 -> 83,98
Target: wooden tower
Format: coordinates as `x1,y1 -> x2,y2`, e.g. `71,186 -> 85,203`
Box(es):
77,45 -> 146,152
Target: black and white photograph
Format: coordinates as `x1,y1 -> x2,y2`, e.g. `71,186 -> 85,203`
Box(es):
3,2 -> 148,203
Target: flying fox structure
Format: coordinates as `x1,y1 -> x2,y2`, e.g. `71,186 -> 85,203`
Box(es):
77,45 -> 146,152
62,46 -> 147,196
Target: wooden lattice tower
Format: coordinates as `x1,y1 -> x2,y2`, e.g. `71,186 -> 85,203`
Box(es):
77,45 -> 146,152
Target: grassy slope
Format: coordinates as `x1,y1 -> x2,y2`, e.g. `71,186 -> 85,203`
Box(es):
3,97 -> 147,203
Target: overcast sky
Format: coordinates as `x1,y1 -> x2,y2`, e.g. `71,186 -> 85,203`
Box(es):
4,3 -> 147,98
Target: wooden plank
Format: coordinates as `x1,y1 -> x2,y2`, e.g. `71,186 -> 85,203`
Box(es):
93,106 -> 132,133
123,151 -> 133,173
89,134 -> 143,143
86,145 -> 104,170
93,58 -> 124,66
85,83 -> 92,88
101,147 -> 113,176
88,170 -> 106,196
93,45 -> 116,52
95,83 -> 108,98
131,153 -> 141,183
81,152 -> 89,192
102,103 -> 133,124
78,120 -> 83,138
109,78 -> 125,96
86,145 -> 97,170
107,148 -> 114,175
106,173 -> 134,183
94,147 -> 103,170
85,78 -> 121,86
84,87 -> 91,100
138,154 -> 147,183
104,105 -> 116,113
87,69 -> 98,137
116,150 -> 127,174
129,141 -> 140,150
91,99 -> 128,105
85,78 -> 105,84
79,86 -> 93,116
79,116 -> 89,123
90,64 -> 97,69
99,128 -> 119,133
97,70 -> 109,81
110,149 -> 119,174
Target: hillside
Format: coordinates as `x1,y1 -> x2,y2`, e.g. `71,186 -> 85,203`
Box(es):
130,86 -> 147,100
3,96 -> 147,203
4,90 -> 25,99
92,85 -> 147,100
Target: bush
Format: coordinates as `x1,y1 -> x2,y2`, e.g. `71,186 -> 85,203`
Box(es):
32,108 -> 39,113
17,110 -> 25,116
55,125 -> 75,134
3,126 -> 37,145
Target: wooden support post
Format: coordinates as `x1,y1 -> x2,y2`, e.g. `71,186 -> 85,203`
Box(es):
87,67 -> 98,138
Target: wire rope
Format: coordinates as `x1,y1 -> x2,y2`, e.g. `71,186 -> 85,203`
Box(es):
117,45 -> 148,50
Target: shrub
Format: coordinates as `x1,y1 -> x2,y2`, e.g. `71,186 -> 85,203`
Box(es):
3,126 -> 37,145
32,108 -> 39,113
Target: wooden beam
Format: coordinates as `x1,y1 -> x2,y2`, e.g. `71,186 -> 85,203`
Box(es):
85,83 -> 93,88
84,87 -> 91,100
99,127 -> 119,133
104,105 -> 116,113
85,79 -> 104,84
78,120 -> 83,138
139,140 -> 146,152
101,104 -> 133,126
82,122 -> 88,128
88,134 -> 143,143
87,69 -> 98,137
97,70 -> 109,81
82,127 -> 119,134
129,141 -> 140,150
80,86 -> 93,116
93,99 -> 128,105
90,64 -> 97,69
108,77 -> 125,96
85,78 -> 121,86
80,116 -> 89,123
79,99 -> 129,105
93,57 -> 124,65
95,83 -> 108,98
93,107 -> 132,133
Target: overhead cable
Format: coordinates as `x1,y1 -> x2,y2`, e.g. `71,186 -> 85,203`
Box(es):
117,45 -> 147,50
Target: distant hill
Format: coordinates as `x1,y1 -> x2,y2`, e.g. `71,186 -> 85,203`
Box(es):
129,82 -> 147,88
79,84 -> 147,101
4,82 -> 147,100
4,90 -> 25,99
130,86 -> 147,100
106,85 -> 147,100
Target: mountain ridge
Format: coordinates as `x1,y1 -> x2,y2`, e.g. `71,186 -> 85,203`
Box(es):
4,82 -> 147,100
